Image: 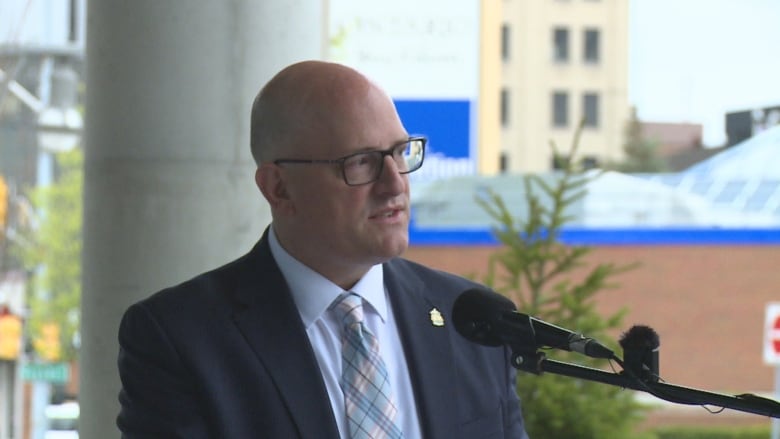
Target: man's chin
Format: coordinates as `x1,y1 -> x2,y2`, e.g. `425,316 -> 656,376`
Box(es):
364,232 -> 406,259
381,236 -> 409,259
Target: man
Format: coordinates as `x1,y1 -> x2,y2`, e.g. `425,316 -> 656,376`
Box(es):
117,60 -> 529,438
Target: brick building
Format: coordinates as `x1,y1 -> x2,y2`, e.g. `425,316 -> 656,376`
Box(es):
404,243 -> 780,427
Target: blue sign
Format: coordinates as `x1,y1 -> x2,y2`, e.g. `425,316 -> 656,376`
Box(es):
396,99 -> 476,183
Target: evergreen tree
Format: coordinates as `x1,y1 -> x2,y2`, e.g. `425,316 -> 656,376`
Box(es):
615,107 -> 666,173
476,125 -> 653,439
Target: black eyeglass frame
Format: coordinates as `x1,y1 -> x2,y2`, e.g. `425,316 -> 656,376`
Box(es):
273,136 -> 427,186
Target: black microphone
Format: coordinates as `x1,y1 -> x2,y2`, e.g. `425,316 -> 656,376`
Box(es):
619,325 -> 660,382
452,288 -> 615,360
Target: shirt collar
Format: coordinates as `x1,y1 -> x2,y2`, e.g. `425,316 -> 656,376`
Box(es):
268,225 -> 387,329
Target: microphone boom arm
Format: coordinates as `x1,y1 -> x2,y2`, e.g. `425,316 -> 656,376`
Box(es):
510,349 -> 780,419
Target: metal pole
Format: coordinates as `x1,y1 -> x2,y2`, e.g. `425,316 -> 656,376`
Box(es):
13,359 -> 23,439
773,366 -> 780,439
0,361 -> 9,439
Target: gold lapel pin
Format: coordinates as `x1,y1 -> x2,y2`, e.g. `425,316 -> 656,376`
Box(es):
429,308 -> 444,327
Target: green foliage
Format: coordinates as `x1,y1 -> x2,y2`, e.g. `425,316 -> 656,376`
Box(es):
612,107 -> 667,173
476,124 -> 648,438
651,425 -> 771,439
13,148 -> 83,362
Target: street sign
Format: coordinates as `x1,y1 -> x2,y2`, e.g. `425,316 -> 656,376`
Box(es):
763,303 -> 780,365
22,362 -> 70,383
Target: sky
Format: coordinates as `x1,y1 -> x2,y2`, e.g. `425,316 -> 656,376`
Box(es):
629,0 -> 780,146
2,0 -> 779,147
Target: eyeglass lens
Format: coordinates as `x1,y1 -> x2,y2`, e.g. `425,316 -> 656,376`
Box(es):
343,138 -> 424,185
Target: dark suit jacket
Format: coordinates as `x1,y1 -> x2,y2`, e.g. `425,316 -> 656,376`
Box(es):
117,231 -> 529,438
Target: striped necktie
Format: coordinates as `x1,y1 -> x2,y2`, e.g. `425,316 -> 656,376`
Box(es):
333,293 -> 404,439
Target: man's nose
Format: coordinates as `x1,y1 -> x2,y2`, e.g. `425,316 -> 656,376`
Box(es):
375,155 -> 406,190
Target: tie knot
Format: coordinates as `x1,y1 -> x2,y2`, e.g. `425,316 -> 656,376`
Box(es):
333,293 -> 364,327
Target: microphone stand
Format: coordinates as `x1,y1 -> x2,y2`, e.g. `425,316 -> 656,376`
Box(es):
510,348 -> 780,419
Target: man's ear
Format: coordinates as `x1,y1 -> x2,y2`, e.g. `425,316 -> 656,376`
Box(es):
256,164 -> 295,214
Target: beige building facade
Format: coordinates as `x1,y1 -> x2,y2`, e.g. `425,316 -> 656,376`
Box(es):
497,0 -> 631,173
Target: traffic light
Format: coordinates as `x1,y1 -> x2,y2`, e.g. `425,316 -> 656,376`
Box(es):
0,175 -> 7,231
0,306 -> 22,360
33,322 -> 62,362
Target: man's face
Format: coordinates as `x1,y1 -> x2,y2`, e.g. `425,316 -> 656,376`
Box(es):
280,84 -> 411,276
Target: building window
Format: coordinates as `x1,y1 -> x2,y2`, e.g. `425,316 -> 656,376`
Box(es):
501,88 -> 510,127
552,91 -> 568,128
581,155 -> 600,169
584,28 -> 600,63
501,24 -> 510,61
553,27 -> 569,63
500,152 -> 509,173
583,92 -> 599,127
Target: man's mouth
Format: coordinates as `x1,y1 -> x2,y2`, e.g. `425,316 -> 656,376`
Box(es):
370,207 -> 404,219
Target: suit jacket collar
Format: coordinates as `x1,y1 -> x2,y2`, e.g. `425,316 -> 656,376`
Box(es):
230,230 -> 341,439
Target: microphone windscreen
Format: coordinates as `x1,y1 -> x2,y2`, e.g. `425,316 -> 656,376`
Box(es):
619,325 -> 660,350
452,288 -> 517,347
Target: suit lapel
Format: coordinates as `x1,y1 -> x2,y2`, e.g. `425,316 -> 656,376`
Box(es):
384,260 -> 459,439
227,235 -> 462,438
230,234 -> 340,439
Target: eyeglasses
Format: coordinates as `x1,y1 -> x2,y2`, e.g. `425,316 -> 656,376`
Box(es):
273,136 -> 427,186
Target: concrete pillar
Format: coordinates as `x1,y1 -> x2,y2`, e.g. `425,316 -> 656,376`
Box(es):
81,1 -> 325,437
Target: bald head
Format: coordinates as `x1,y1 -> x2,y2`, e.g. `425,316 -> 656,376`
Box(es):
250,61 -> 394,164
251,61 -> 413,287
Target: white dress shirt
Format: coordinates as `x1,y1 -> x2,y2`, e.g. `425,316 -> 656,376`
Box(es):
269,227 -> 423,439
